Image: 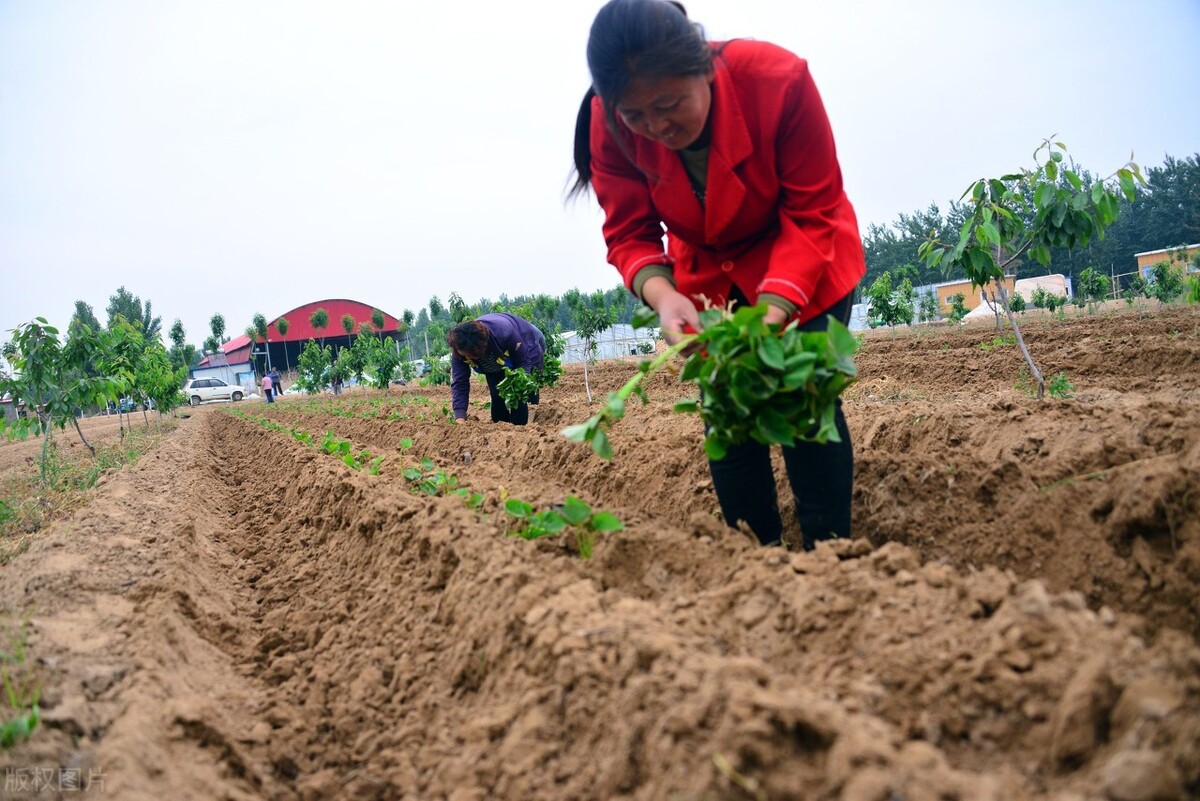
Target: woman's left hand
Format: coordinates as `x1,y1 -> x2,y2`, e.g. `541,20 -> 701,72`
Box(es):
763,305 -> 790,327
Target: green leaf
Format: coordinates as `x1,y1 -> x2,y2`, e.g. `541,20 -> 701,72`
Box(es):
703,433 -> 727,461
1117,169 -> 1136,201
560,495 -> 592,526
673,399 -> 700,413
504,498 -> 532,518
561,422 -> 592,442
591,428 -> 612,461
758,335 -> 785,371
1064,170 -> 1083,191
1045,160 -> 1058,182
589,511 -> 625,533
754,407 -> 793,444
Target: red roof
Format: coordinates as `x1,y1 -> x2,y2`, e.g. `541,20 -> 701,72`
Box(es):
199,298 -> 403,367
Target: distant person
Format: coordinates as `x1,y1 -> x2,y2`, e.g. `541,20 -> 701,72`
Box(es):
568,0 -> 866,548
331,372 -> 343,396
448,313 -> 545,426
261,373 -> 274,403
268,368 -> 283,397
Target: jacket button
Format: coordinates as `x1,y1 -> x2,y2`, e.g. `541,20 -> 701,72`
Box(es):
721,260 -> 734,272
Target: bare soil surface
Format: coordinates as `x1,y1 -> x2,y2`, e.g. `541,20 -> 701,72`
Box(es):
2,304 -> 1198,800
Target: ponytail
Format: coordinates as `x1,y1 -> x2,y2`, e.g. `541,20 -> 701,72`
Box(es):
568,87 -> 597,199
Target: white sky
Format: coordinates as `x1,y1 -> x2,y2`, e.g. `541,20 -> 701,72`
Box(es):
2,0 -> 1198,349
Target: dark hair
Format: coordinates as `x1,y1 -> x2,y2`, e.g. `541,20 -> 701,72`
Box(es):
568,0 -> 711,198
447,320 -> 489,361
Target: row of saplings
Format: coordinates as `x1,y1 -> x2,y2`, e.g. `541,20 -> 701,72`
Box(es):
0,316 -> 189,485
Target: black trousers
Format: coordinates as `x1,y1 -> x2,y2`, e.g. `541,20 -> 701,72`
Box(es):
484,372 -> 539,426
707,291 -> 855,549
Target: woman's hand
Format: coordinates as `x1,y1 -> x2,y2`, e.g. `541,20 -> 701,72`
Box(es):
763,305 -> 790,327
642,277 -> 700,345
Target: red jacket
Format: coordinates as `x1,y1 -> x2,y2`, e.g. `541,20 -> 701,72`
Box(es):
589,40 -> 866,322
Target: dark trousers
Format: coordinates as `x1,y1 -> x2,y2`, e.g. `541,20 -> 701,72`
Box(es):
708,291 -> 855,549
484,372 -> 539,426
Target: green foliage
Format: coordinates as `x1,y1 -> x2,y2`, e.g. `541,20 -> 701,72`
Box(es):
1,319 -> 122,482
371,308 -> 386,332
564,304 -> 858,462
866,271 -> 916,329
978,334 -> 1016,351
422,359 -> 450,386
1185,274 -> 1200,305
309,308 -> 329,343
947,292 -> 968,322
1008,292 -> 1026,313
341,313 -> 356,337
1147,260 -> 1185,305
1,619 -> 41,750
295,340 -> 333,394
1047,372 -> 1076,399
919,139 -> 1144,399
503,495 -> 624,557
209,313 -> 226,344
1077,267 -> 1111,306
106,286 -> 162,342
497,367 -> 539,409
917,291 -> 940,322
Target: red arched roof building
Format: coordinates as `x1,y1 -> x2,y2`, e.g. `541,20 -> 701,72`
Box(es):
199,299 -> 405,368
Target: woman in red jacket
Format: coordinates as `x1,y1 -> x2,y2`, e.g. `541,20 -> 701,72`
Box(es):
570,0 -> 866,549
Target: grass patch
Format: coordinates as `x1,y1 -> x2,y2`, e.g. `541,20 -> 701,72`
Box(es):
0,422 -> 177,565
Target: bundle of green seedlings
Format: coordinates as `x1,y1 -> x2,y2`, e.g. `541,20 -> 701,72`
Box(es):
562,303 -> 858,460
496,354 -> 563,411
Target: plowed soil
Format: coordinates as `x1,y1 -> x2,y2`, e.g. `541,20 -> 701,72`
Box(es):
2,304 -> 1198,800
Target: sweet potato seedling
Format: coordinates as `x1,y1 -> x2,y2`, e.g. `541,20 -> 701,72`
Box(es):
563,304 -> 858,461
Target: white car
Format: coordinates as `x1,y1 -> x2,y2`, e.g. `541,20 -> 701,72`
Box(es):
183,378 -> 245,406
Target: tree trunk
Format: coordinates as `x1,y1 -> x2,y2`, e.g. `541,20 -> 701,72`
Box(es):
72,416 -> 96,456
583,339 -> 593,403
993,279 -> 1045,399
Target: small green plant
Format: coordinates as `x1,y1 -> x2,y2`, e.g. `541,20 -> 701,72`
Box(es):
1185,274 -> 1200,305
1047,371 -> 1075,399
1,619 -> 41,750
947,292 -> 968,322
503,495 -> 623,558
978,334 -> 1016,351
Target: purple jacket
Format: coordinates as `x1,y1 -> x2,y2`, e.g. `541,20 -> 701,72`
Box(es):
450,313 -> 545,418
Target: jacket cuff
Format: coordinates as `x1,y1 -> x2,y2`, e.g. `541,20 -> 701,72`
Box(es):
631,264 -> 676,303
758,292 -> 799,319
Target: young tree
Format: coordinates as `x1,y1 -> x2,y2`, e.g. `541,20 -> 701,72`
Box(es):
275,317 -> 291,372
865,271 -> 916,331
370,308 -> 386,340
447,292 -> 469,323
1,319 -> 116,480
917,290 -> 940,323
209,314 -> 227,351
340,313 -> 356,342
1009,292 -> 1027,313
1147,260 -> 1185,306
107,287 -> 162,342
948,292 -> 968,323
571,295 -> 616,404
429,296 -> 445,320
295,340 -> 333,394
168,319 -> 189,371
919,139 -> 1144,398
309,308 -> 329,347
1076,267 -> 1111,309
253,313 -> 271,371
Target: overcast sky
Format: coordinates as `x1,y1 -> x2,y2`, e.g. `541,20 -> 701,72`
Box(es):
2,0 -> 1198,350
